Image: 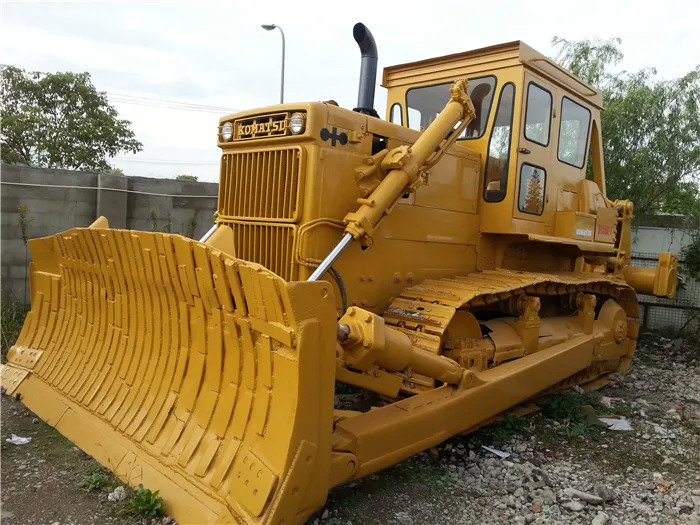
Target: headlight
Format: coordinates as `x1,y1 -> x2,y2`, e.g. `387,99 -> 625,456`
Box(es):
289,112 -> 305,134
221,122 -> 233,141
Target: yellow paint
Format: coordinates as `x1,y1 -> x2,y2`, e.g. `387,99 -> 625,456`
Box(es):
5,38 -> 678,525
4,229 -> 337,524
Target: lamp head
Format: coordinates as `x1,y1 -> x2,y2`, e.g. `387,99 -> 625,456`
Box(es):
261,24 -> 276,31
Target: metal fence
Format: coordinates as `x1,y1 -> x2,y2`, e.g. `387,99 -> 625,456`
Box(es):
630,252 -> 700,332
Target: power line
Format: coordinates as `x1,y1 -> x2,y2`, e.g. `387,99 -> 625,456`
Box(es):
110,100 -> 222,113
109,98 -> 231,114
110,92 -> 238,111
107,92 -> 239,114
1,181 -> 217,199
113,157 -> 219,165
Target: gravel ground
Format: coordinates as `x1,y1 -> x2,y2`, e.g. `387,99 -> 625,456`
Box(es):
1,332 -> 698,525
315,333 -> 700,525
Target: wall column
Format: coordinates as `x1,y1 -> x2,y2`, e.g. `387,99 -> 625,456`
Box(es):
97,173 -> 128,228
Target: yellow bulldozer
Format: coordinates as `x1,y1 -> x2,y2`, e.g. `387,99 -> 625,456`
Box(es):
2,23 -> 678,525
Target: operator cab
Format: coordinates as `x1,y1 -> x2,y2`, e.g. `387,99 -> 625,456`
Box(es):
383,41 -> 616,249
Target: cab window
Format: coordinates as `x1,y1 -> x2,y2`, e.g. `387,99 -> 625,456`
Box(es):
518,164 -> 546,215
405,76 -> 496,137
483,83 -> 515,202
390,103 -> 403,125
524,83 -> 552,146
558,97 -> 591,168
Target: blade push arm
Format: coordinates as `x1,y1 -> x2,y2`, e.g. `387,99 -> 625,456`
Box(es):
308,78 -> 475,281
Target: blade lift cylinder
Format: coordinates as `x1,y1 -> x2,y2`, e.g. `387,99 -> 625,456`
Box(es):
308,78 -> 475,282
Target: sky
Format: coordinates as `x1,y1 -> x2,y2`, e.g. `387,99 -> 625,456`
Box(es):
1,0 -> 698,182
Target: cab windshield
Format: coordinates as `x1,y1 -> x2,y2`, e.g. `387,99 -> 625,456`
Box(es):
406,76 -> 496,138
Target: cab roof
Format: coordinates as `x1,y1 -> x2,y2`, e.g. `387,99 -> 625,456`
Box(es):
382,40 -> 603,109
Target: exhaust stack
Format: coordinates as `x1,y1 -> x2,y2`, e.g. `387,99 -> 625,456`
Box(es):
353,23 -> 378,117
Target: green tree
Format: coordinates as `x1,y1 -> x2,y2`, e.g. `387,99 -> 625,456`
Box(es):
523,168 -> 544,214
175,174 -> 198,181
553,37 -> 700,219
1,65 -> 142,171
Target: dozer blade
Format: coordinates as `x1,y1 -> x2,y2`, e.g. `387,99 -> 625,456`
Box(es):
2,227 -> 338,525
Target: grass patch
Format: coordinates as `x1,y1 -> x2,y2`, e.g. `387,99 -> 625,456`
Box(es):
119,485 -> 165,517
681,419 -> 700,437
79,464 -> 118,492
539,391 -> 604,438
625,450 -> 667,472
382,455 -> 447,488
32,430 -> 74,460
482,415 -> 528,443
541,392 -> 593,418
568,420 -> 593,437
1,299 -> 29,362
681,328 -> 700,360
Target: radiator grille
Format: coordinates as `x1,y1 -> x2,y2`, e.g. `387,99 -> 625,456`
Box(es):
226,221 -> 296,281
218,147 -> 304,222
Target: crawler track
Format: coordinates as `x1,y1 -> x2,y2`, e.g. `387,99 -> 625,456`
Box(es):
383,269 -> 640,390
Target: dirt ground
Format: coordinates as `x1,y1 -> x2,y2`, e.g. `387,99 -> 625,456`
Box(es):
0,395 -> 152,525
1,332 -> 698,525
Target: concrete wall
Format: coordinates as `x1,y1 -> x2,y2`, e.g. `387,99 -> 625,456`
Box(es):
2,164 -> 697,333
1,163 -> 217,303
631,226 -> 698,332
631,226 -> 694,255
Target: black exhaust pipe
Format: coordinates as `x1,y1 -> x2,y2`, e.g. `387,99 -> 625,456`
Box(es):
353,23 -> 379,118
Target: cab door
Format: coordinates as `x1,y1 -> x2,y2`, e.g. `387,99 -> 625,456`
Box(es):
513,72 -> 555,228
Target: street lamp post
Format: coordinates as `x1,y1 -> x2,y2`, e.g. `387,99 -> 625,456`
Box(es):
261,24 -> 285,104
